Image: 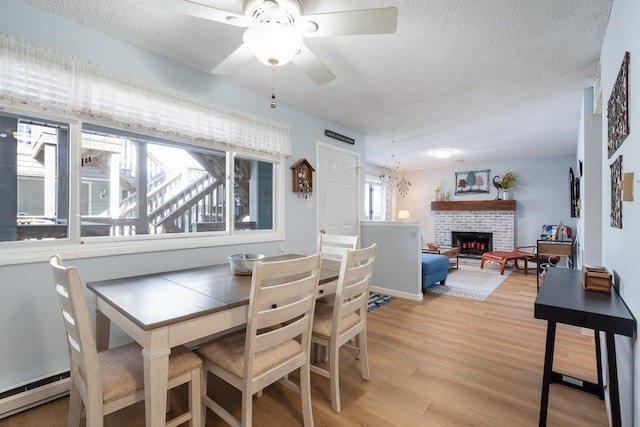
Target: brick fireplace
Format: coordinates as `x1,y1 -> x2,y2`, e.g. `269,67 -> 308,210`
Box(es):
431,200 -> 515,253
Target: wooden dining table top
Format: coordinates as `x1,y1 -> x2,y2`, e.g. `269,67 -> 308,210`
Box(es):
87,254 -> 340,331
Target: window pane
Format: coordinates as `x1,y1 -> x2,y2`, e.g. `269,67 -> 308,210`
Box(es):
234,157 -> 273,231
365,175 -> 384,221
80,129 -> 228,237
1,114 -> 69,242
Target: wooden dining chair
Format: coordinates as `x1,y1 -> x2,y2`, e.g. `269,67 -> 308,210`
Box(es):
310,243 -> 377,413
196,253 -> 321,427
317,233 -> 358,261
49,255 -> 203,427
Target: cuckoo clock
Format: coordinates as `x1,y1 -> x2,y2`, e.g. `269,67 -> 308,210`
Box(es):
291,159 -> 315,197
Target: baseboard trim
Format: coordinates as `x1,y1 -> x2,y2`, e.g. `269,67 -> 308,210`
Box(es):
370,286 -> 423,301
0,373 -> 70,419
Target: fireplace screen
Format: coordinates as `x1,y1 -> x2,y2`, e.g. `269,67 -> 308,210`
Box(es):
451,231 -> 493,258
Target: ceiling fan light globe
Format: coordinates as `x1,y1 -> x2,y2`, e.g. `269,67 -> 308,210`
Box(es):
243,22 -> 302,67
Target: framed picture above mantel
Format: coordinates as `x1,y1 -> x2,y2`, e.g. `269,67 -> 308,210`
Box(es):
455,169 -> 490,195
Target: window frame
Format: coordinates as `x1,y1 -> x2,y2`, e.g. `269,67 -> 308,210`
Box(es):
0,104 -> 285,266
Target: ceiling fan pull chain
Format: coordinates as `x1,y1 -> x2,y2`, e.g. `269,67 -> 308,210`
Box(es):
270,65 -> 277,109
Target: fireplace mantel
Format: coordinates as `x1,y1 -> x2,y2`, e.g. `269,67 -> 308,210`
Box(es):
431,200 -> 516,211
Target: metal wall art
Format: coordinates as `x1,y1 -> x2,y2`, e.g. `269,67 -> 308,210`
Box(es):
610,155 -> 623,228
570,167 -> 580,218
455,169 -> 490,195
607,51 -> 630,159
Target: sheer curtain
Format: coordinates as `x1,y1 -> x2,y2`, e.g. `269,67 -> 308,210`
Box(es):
381,170 -> 395,221
0,33 -> 291,156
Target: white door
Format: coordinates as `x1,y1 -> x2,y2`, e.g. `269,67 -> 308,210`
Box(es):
317,142 -> 360,236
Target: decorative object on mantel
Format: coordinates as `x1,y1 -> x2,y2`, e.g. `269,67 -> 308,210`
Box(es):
493,171 -> 520,200
435,187 -> 450,201
455,169 -> 490,195
607,51 -> 630,159
396,172 -> 411,198
290,158 -> 315,198
610,155 -> 622,228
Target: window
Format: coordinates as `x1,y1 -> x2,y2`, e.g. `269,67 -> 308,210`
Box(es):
364,174 -> 385,220
78,126 -> 276,238
80,129 -> 229,237
0,110 -> 279,249
1,113 -> 69,242
1,35 -> 287,261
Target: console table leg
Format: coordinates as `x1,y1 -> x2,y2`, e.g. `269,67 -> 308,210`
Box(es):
594,330 -> 604,400
606,332 -> 622,427
539,320 -> 556,426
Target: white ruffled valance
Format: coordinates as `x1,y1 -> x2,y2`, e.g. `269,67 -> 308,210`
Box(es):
0,33 -> 291,156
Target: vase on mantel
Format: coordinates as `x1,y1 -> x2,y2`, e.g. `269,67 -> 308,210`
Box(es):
501,189 -> 512,200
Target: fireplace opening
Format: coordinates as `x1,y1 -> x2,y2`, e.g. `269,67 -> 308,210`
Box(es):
451,231 -> 493,258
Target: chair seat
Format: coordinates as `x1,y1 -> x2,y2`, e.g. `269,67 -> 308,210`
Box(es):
312,303 -> 360,338
196,330 -> 302,379
100,342 -> 202,403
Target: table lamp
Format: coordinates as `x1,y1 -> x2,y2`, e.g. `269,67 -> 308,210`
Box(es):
397,210 -> 410,221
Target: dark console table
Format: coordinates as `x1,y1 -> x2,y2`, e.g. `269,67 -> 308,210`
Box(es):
534,267 -> 635,426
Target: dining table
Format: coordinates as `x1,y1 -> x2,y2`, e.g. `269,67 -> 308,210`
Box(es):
87,254 -> 340,427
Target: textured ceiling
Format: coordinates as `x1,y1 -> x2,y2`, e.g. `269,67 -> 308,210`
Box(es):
21,0 -> 612,170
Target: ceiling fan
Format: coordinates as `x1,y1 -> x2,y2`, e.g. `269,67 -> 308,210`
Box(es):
136,0 -> 398,85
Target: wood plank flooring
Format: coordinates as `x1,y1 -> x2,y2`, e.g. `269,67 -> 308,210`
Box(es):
0,266 -> 607,426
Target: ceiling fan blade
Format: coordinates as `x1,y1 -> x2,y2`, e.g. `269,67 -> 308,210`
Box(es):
298,7 -> 397,37
136,0 -> 251,27
211,44 -> 255,75
291,44 -> 336,85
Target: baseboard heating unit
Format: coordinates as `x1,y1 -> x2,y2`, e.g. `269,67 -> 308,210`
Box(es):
0,370 -> 70,419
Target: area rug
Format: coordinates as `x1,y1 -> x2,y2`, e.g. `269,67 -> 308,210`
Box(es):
423,264 -> 510,301
368,292 -> 395,311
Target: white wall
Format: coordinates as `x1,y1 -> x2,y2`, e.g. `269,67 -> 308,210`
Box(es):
394,156 -> 577,248
576,87 -> 603,268
599,2 -> 640,425
0,0 -> 365,390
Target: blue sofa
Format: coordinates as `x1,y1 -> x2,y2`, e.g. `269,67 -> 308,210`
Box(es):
422,253 -> 449,291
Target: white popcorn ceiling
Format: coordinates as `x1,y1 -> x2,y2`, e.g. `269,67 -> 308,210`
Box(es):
22,0 -> 612,170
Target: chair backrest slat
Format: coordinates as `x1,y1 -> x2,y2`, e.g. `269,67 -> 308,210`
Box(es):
50,255 -> 103,403
331,244 -> 377,336
318,233 -> 358,261
244,254 -> 321,380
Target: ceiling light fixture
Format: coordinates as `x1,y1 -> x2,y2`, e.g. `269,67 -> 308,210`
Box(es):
243,22 -> 302,67
434,149 -> 453,159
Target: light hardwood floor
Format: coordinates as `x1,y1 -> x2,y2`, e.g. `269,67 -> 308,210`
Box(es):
0,265 -> 607,426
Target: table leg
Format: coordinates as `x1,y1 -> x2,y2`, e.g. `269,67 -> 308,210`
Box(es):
142,332 -> 171,427
94,309 -> 110,352
539,320 -> 556,427
605,332 -> 622,427
594,330 -> 604,400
